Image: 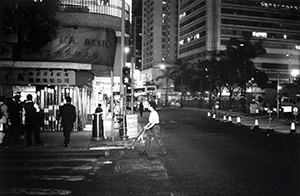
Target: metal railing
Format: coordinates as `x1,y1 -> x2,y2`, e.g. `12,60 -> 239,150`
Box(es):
58,0 -> 130,20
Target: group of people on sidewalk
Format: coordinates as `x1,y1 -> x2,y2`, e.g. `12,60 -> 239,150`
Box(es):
1,93 -> 168,155
0,94 -> 76,148
0,94 -> 43,147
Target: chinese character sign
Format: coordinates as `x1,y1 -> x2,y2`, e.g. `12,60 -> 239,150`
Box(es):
19,27 -> 117,66
126,114 -> 138,138
1,69 -> 75,85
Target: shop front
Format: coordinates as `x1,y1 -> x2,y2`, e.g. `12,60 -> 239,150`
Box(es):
0,63 -> 93,132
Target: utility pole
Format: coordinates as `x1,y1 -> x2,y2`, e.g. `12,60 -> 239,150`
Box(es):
120,0 -> 125,116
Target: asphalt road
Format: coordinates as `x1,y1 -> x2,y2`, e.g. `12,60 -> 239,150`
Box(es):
0,107 -> 299,196
158,107 -> 299,196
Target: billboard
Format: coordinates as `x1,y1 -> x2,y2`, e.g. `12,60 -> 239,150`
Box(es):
20,27 -> 117,66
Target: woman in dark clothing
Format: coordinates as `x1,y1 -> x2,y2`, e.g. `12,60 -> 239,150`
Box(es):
139,102 -> 144,117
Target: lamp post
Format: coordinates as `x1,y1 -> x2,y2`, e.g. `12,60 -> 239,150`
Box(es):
159,64 -> 169,107
277,72 -> 280,118
286,53 -> 293,83
120,0 -> 125,116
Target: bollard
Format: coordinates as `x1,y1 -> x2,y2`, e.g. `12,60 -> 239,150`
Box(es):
290,121 -> 296,134
223,115 -> 227,122
251,117 -> 259,131
237,116 -> 241,125
254,117 -> 259,127
228,115 -> 232,123
207,112 -> 211,117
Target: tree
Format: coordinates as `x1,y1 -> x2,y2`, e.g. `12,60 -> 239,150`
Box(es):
171,61 -> 196,106
214,38 -> 268,107
156,65 -> 178,107
0,0 -> 59,54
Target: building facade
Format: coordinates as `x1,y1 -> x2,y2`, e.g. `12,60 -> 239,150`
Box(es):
141,0 -> 178,88
178,0 -> 300,84
0,0 -> 132,131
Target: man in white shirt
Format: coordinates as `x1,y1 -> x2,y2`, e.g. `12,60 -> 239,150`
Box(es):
140,102 -> 167,156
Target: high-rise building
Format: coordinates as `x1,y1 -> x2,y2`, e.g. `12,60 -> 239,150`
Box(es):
141,0 -> 178,86
178,0 -> 300,84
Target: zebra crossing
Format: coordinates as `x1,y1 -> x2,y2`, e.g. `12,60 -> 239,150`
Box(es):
0,149 -> 110,195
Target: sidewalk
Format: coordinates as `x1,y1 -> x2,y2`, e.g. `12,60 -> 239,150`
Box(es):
204,109 -> 299,134
0,112 -> 150,152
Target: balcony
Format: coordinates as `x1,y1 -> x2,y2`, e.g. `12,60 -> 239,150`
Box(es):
58,0 -> 130,20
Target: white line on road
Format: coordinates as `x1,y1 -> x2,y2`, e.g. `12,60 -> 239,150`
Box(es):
0,188 -> 71,195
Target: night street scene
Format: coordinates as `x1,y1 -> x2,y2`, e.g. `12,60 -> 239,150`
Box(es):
0,0 -> 300,195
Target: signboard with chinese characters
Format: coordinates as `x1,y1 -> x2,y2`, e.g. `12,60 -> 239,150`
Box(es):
19,27 -> 117,66
95,77 -> 120,93
126,114 -> 138,139
0,69 -> 75,85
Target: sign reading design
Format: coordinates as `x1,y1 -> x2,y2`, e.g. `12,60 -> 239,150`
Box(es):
2,69 -> 75,85
20,27 -> 117,66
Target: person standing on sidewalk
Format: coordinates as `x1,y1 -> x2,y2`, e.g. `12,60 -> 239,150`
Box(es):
59,96 -> 76,147
0,96 -> 9,145
138,102 -> 144,117
8,95 -> 23,146
24,94 -> 43,147
139,102 -> 167,156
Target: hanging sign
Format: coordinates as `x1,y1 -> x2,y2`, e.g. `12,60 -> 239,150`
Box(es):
0,69 -> 75,85
19,27 -> 117,66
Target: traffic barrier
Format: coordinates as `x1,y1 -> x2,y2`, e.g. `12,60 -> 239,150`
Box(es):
251,117 -> 260,131
236,116 -> 241,125
254,118 -> 259,128
223,115 -> 227,122
207,112 -> 211,117
228,115 -> 232,123
290,121 -> 296,134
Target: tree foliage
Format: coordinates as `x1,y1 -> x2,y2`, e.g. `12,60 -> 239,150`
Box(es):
216,38 -> 268,98
0,0 -> 59,54
172,38 -> 268,108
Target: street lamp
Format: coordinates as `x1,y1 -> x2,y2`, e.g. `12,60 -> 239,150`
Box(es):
291,69 -> 299,80
286,53 -> 293,83
158,64 -> 169,107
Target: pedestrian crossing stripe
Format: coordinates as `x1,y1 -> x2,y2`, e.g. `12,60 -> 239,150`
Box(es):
0,188 -> 71,195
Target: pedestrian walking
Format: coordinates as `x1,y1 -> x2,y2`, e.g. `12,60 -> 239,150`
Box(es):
8,95 -> 23,146
139,102 -> 167,156
24,94 -> 43,147
59,96 -> 76,147
0,96 -> 8,145
138,102 -> 144,117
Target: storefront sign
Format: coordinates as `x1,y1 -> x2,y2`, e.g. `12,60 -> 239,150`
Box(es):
126,114 -> 138,138
95,77 -> 120,93
20,27 -> 117,66
1,69 -> 75,85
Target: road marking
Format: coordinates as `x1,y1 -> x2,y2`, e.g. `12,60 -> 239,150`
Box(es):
170,120 -> 177,123
116,158 -> 169,180
21,175 -> 85,182
0,188 -> 71,195
1,165 -> 94,171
